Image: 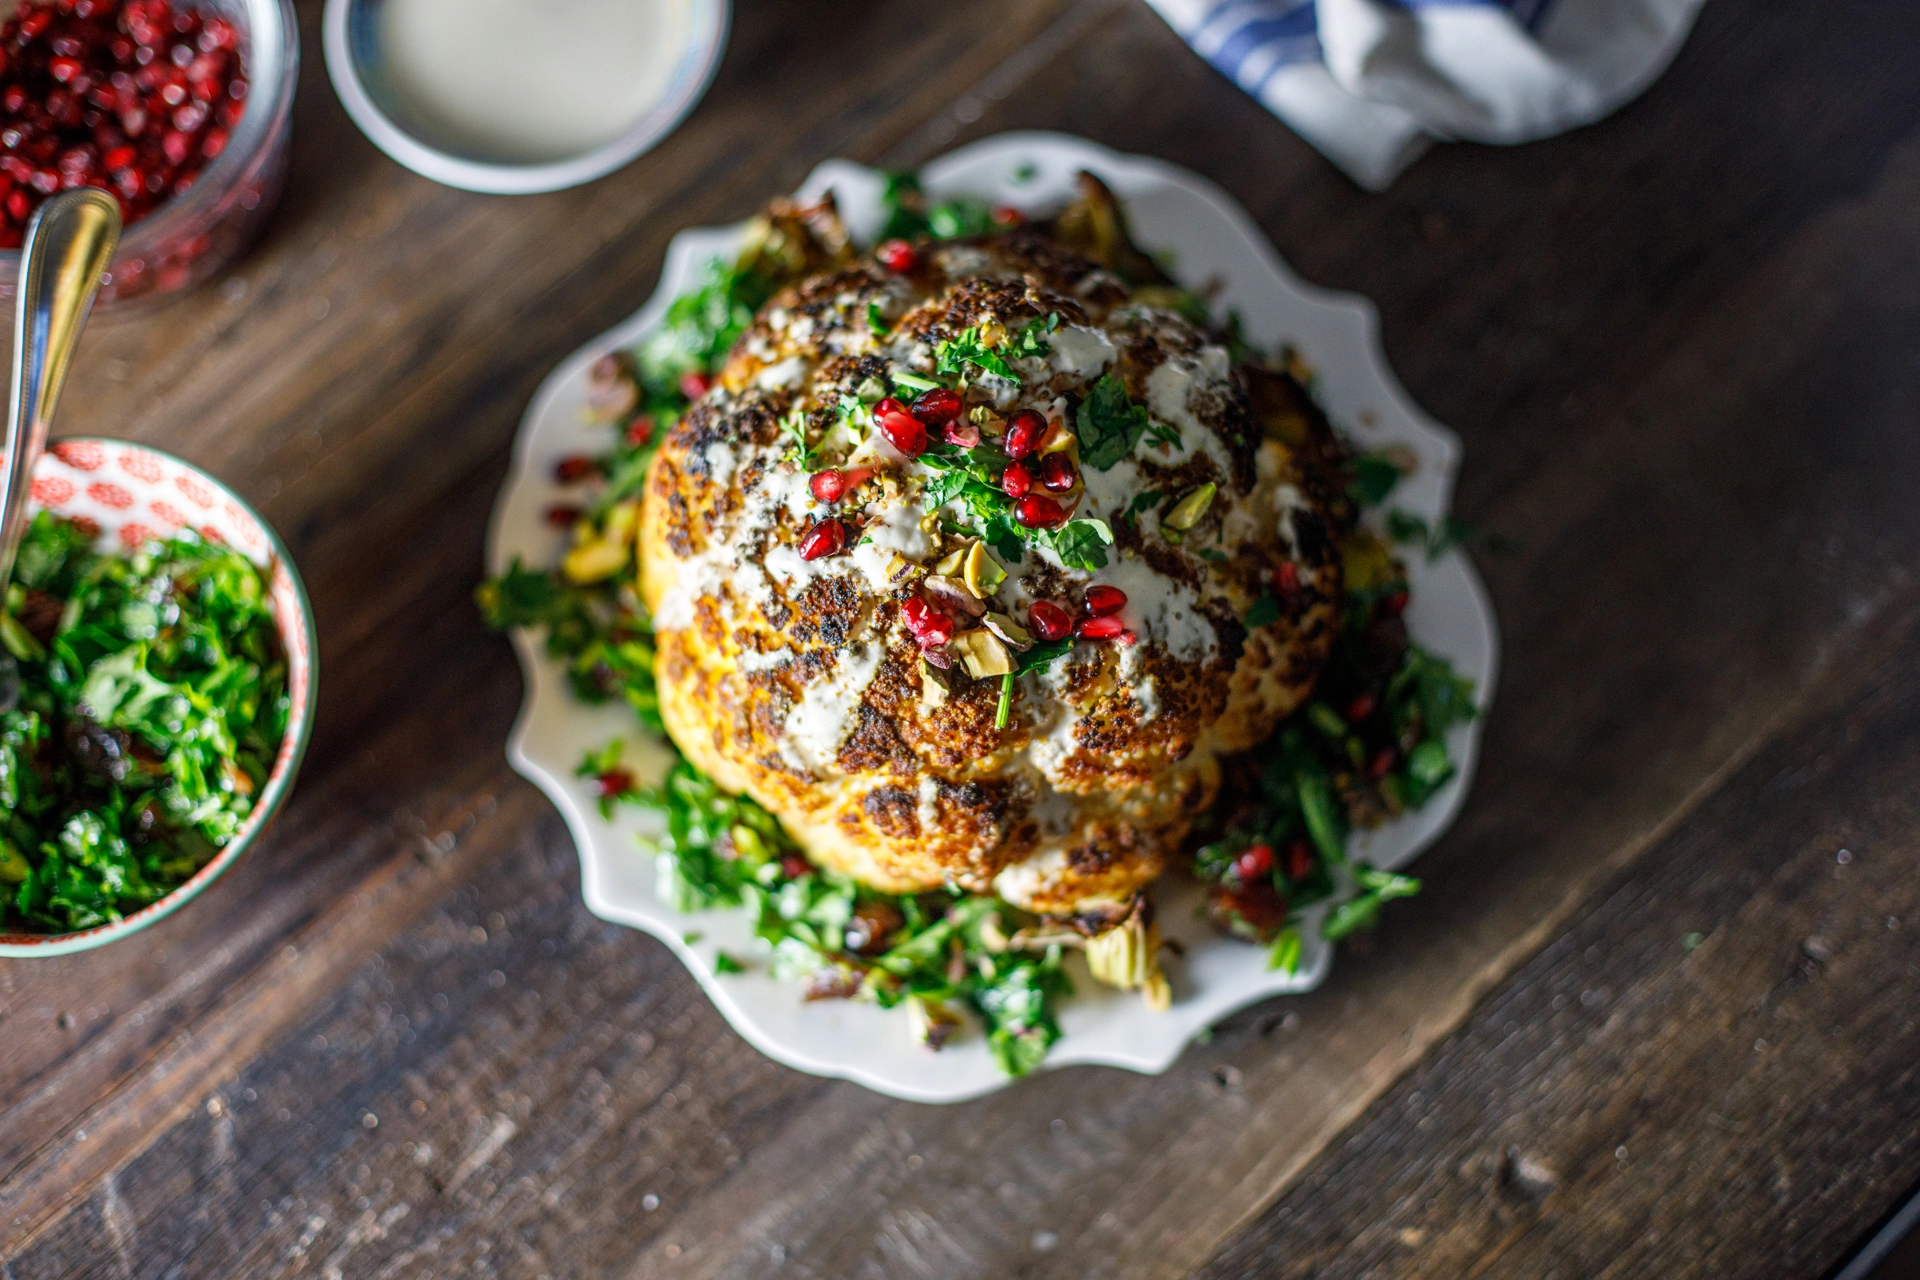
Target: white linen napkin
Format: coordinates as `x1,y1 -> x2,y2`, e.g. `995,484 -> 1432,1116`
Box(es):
1145,0 -> 1707,190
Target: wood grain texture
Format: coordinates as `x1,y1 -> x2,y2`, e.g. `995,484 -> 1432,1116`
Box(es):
1196,599 -> 1920,1280
2,0 -> 1918,1275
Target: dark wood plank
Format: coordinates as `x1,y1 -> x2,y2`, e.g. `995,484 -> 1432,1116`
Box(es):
1196,598 -> 1920,1280
5,0 -> 1920,1275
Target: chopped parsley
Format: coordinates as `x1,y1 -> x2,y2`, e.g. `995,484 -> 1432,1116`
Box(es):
0,514 -> 291,934
935,313 -> 1058,383
1074,374 -> 1151,470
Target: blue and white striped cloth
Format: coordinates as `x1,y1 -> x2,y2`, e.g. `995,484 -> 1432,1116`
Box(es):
1146,0 -> 1706,190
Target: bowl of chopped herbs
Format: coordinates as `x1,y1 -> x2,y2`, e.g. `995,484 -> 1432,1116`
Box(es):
0,439 -> 316,955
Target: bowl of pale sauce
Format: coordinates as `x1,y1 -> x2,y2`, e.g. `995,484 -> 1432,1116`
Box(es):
322,0 -> 727,194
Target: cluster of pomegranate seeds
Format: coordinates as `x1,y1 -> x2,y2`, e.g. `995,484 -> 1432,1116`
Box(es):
901,595 -> 955,651
1027,599 -> 1072,641
797,517 -> 846,561
1075,585 -> 1134,643
872,397 -> 927,457
876,238 -> 918,273
0,0 -> 249,247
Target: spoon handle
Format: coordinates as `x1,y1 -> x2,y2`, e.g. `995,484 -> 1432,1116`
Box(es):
0,188 -> 122,589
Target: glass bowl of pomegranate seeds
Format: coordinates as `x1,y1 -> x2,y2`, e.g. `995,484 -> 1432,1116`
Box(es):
0,0 -> 297,305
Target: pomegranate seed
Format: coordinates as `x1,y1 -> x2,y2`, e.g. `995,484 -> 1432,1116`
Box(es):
809,469 -> 847,503
543,505 -> 583,529
198,124 -> 223,158
1000,461 -> 1032,499
901,596 -> 938,636
1346,692 -> 1377,722
1028,600 -> 1073,642
103,143 -> 132,169
917,613 -> 954,649
623,415 -> 654,447
992,204 -> 1023,226
1286,840 -> 1315,880
798,518 -> 846,561
1235,843 -> 1274,880
1117,628 -> 1138,647
553,454 -> 598,483
1004,409 -> 1046,459
1039,452 -> 1077,493
840,465 -> 873,489
1273,560 -> 1300,601
873,398 -> 927,457
780,853 -> 812,879
877,239 -> 918,272
49,57 -> 81,84
1014,493 -> 1065,529
678,371 -> 712,401
594,768 -> 634,798
1368,748 -> 1396,781
1383,589 -> 1409,616
1075,614 -> 1125,640
1083,585 -> 1127,617
910,387 -> 962,425
4,190 -> 28,221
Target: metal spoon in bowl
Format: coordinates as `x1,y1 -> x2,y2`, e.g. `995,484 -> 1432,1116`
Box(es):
0,188 -> 122,592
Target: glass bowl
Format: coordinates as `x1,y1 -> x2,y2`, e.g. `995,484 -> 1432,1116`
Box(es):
0,438 -> 318,956
0,0 -> 298,307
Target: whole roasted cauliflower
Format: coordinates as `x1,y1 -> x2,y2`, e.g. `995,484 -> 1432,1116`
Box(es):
638,179 -> 1349,943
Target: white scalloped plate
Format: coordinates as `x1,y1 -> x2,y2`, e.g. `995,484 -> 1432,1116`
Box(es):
487,133 -> 1499,1102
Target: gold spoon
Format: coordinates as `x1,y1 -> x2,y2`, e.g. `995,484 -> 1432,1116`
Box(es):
0,188 -> 122,590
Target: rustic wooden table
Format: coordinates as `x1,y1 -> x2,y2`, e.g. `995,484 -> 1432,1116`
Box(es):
4,0 -> 1918,1275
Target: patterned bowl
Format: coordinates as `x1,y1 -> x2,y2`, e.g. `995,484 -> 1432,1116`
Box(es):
0,438 -> 317,957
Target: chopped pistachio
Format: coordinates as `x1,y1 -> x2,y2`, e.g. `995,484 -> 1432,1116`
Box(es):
563,537 -> 628,583
1037,418 -> 1075,455
982,611 -> 1034,650
855,375 -> 888,402
924,575 -> 986,616
979,319 -> 1009,349
1084,901 -> 1170,1010
884,553 -> 923,586
933,545 -> 968,577
919,664 -> 950,708
963,540 -> 1007,598
1164,482 -> 1217,531
953,628 -> 1014,678
969,405 -> 1006,435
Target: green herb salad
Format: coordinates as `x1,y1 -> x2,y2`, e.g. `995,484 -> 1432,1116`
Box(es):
0,512 -> 291,934
481,170 -> 1481,1076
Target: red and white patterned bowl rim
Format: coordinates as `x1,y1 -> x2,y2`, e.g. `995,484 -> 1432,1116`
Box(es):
0,438 -> 318,952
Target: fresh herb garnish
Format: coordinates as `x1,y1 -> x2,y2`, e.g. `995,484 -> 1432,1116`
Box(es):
935,314 -> 1058,383
477,560 -> 660,729
1035,517 -> 1114,572
877,170 -> 996,242
0,514 -> 290,934
1350,452 -> 1405,507
622,755 -> 1072,1074
1074,374 -> 1151,470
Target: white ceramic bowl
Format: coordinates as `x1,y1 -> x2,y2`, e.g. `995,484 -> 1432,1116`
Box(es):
322,0 -> 729,195
488,134 -> 1500,1100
